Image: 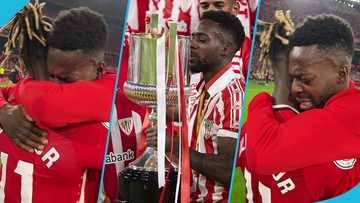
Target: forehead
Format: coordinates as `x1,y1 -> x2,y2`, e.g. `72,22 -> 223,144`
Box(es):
47,48 -> 88,72
200,0 -> 226,4
195,20 -> 220,34
289,45 -> 338,74
48,48 -> 88,63
289,45 -> 319,60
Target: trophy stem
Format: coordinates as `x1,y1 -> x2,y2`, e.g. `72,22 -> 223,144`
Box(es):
127,107 -> 158,171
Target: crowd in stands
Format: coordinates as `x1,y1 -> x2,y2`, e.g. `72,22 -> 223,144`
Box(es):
259,0 -> 360,42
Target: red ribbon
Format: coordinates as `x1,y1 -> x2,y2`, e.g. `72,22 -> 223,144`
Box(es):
177,43 -> 191,203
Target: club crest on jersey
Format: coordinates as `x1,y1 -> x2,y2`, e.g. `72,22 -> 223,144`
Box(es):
178,20 -> 188,33
334,158 -> 357,170
118,117 -> 133,136
203,119 -> 217,139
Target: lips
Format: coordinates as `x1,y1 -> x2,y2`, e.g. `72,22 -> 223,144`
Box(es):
296,98 -> 315,111
189,57 -> 196,65
189,52 -> 198,64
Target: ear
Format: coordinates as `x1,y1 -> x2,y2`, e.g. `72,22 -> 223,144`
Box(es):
221,41 -> 233,57
233,1 -> 240,15
96,61 -> 105,78
338,65 -> 350,84
223,40 -> 235,58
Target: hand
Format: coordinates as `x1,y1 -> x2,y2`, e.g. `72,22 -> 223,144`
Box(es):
0,104 -> 48,152
166,105 -> 180,121
145,126 -> 178,150
269,23 -> 290,74
145,125 -> 181,166
269,23 -> 293,106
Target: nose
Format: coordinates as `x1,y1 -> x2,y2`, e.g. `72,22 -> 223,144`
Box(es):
190,38 -> 197,50
291,79 -> 304,96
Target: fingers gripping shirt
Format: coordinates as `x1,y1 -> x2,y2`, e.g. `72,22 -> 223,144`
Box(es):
0,81 -> 108,203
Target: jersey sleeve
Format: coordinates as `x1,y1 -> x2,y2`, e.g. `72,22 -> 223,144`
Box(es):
18,74 -> 116,128
216,81 -> 244,139
241,37 -> 251,78
246,92 -> 360,175
272,104 -> 298,122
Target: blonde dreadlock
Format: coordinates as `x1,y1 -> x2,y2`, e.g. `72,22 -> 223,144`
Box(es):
0,0 -> 52,77
257,10 -> 295,78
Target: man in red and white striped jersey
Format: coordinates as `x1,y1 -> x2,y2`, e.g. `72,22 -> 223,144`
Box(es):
187,11 -> 245,202
146,10 -> 246,202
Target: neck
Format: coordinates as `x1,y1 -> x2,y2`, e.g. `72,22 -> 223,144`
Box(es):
30,61 -> 49,80
203,59 -> 230,83
32,70 -> 48,80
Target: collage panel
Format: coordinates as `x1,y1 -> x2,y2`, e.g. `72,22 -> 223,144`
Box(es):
101,0 -> 258,202
234,0 -> 360,203
0,0 -> 128,202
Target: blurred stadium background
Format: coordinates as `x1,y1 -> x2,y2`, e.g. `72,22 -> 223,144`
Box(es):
231,1 -> 360,203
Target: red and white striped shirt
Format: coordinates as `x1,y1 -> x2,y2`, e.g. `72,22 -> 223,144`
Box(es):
188,63 -> 245,202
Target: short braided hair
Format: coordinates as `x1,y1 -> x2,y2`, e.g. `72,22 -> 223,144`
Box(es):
202,10 -> 245,51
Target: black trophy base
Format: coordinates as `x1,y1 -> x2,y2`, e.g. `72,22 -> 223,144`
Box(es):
118,167 -> 179,203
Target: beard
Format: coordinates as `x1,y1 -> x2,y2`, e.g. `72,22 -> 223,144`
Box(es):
189,61 -> 208,74
316,92 -> 336,108
291,93 -> 330,113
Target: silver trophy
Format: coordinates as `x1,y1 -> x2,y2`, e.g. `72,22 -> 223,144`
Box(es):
123,25 -> 190,171
119,20 -> 190,202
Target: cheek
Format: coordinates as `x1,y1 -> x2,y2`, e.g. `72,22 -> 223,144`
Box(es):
307,85 -> 325,101
204,43 -> 221,55
306,79 -> 335,101
81,66 -> 98,80
196,47 -> 207,59
222,5 -> 233,13
49,66 -> 63,76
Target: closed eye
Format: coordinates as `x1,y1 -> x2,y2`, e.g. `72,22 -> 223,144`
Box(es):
200,3 -> 209,9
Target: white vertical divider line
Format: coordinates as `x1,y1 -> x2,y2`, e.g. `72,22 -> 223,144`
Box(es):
174,35 -> 182,203
156,34 -> 167,188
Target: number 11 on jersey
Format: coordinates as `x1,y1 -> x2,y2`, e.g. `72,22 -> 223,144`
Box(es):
0,152 -> 34,203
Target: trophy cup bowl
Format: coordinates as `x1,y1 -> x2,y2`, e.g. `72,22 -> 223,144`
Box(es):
119,33 -> 190,203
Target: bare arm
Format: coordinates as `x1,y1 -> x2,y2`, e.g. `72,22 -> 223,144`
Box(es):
269,23 -> 292,106
0,85 -> 47,152
190,137 -> 236,186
